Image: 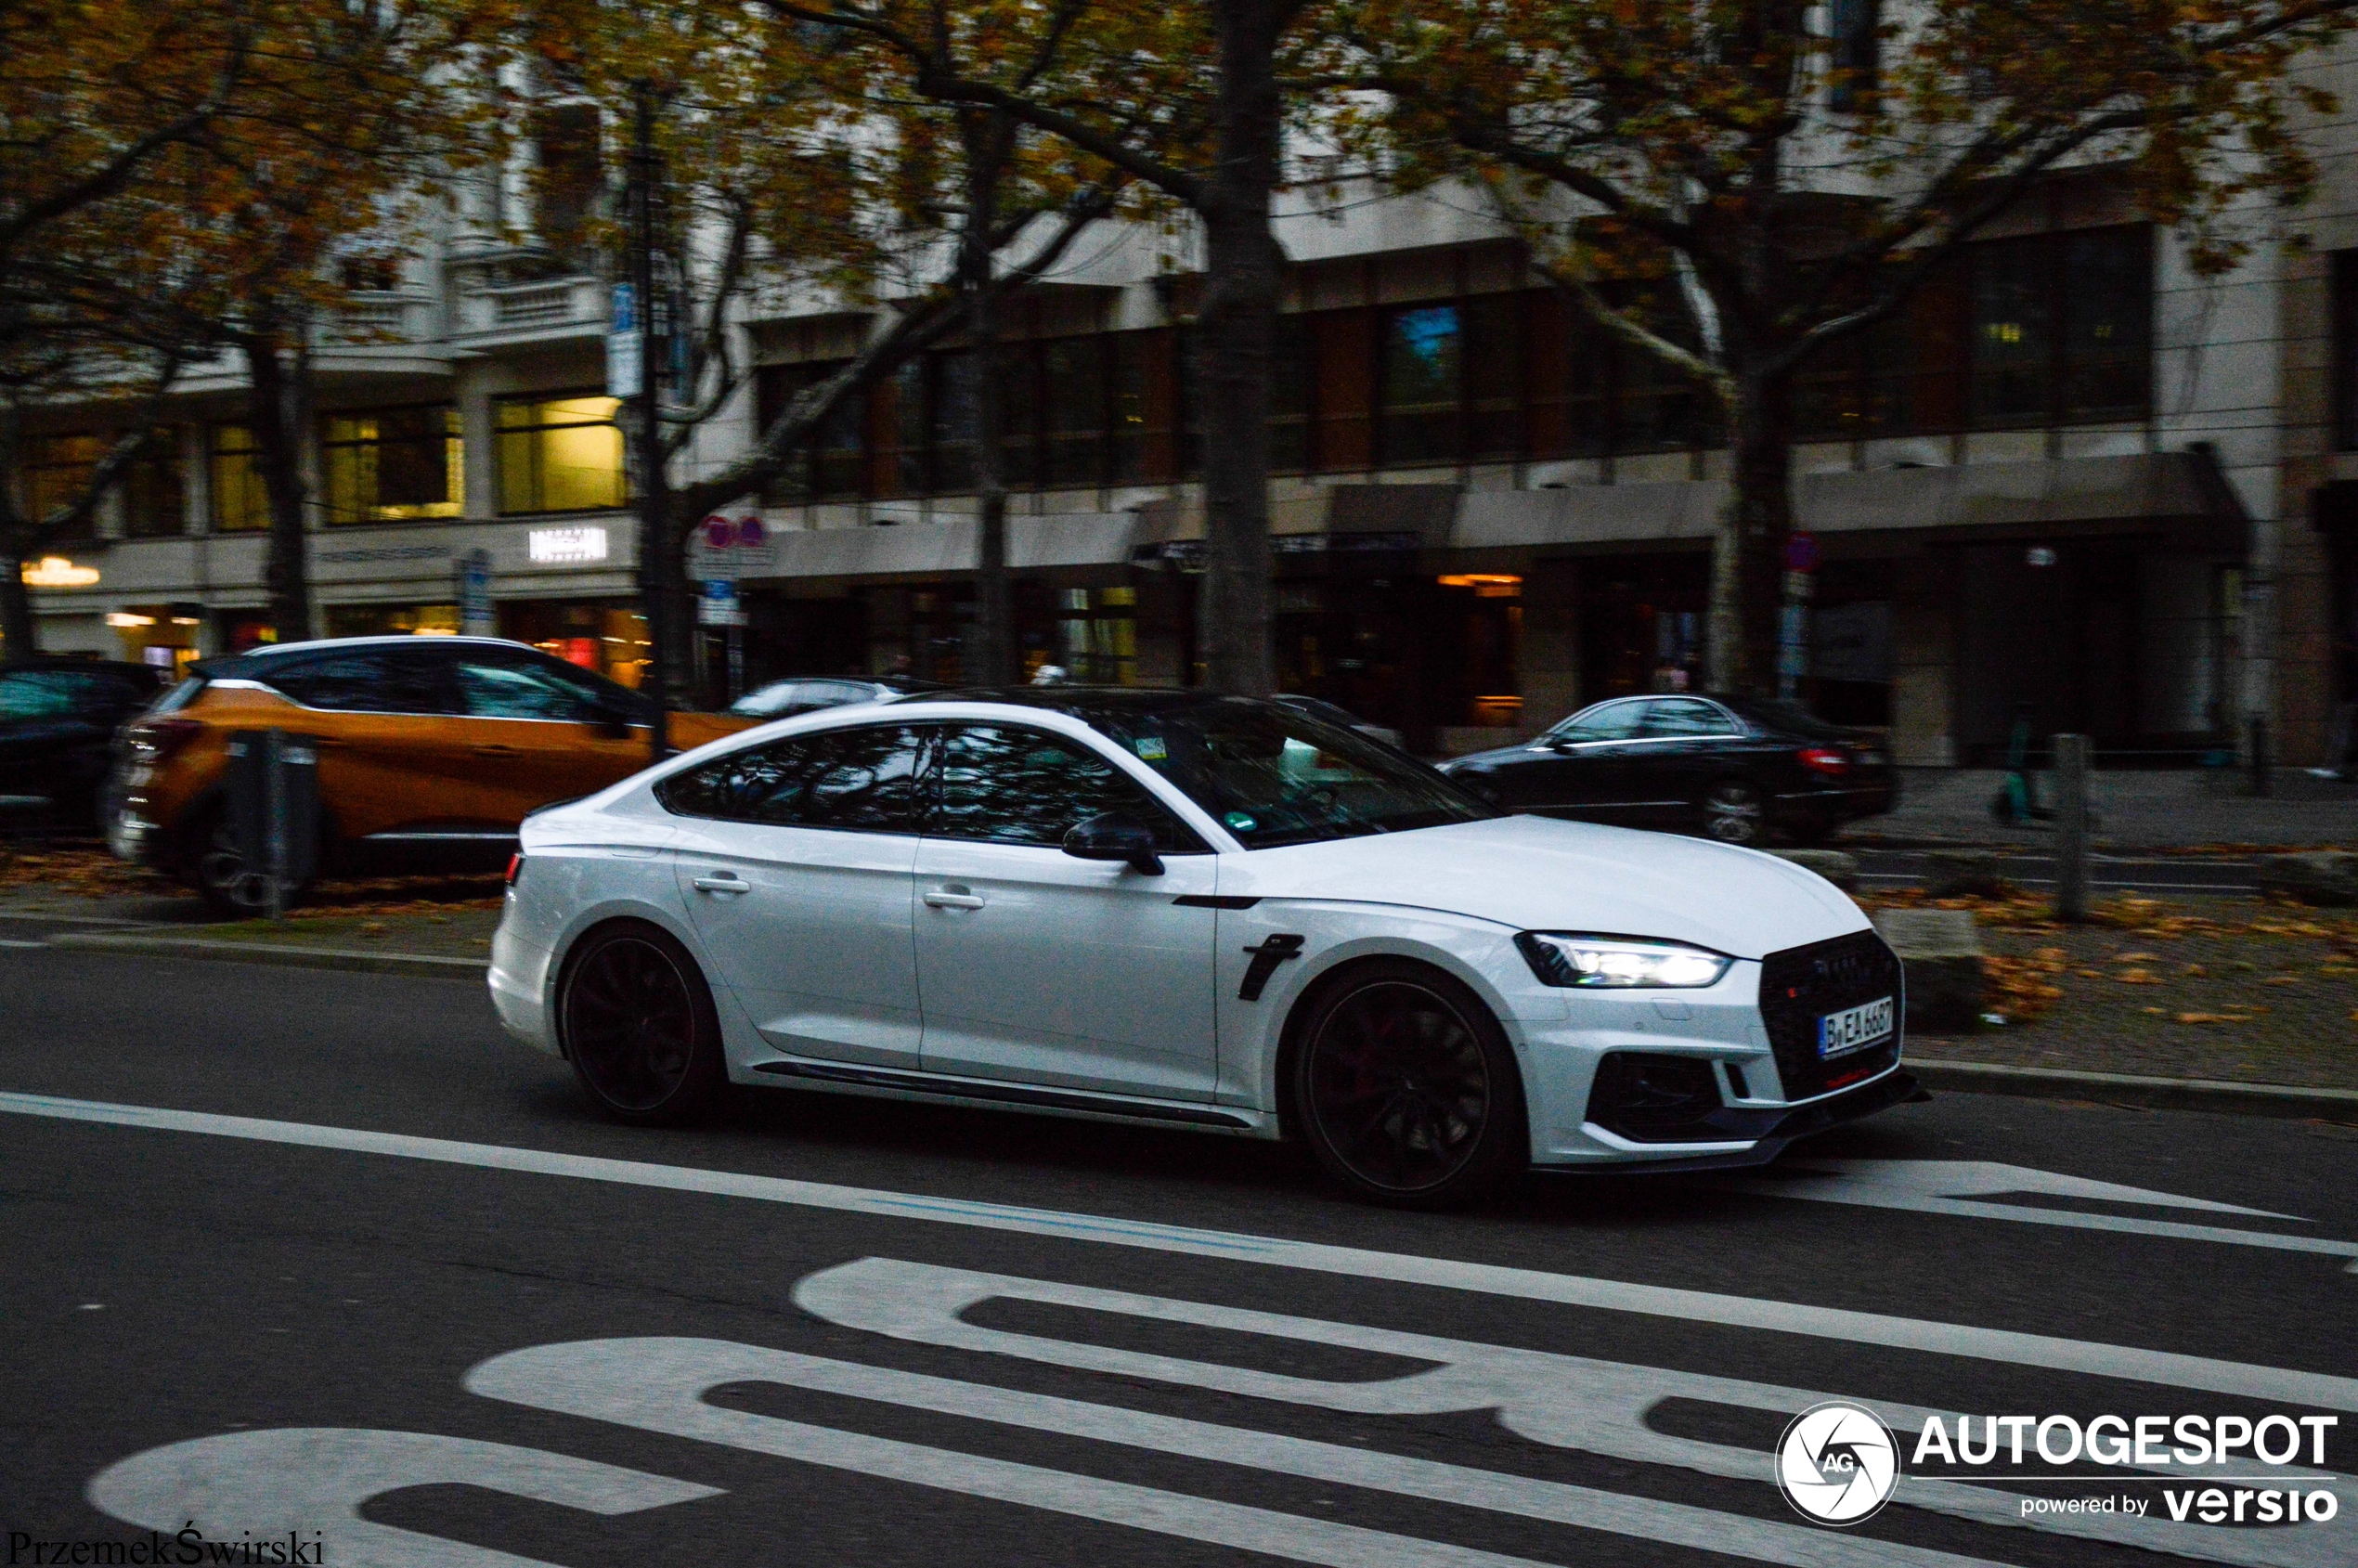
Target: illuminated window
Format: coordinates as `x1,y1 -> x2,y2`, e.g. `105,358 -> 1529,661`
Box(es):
322,406 -> 462,525
17,434 -> 106,538
495,394 -> 626,515
209,425 -> 269,532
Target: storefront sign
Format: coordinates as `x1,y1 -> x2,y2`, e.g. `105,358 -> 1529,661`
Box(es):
527,525 -> 609,565
698,578 -> 745,627
607,284 -> 642,400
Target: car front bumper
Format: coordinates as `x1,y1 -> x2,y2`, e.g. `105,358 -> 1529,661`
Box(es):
1530,1067 -> 1924,1175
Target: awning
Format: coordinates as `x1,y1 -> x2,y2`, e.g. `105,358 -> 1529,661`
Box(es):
1452,451 -> 2250,553
697,512 -> 1147,583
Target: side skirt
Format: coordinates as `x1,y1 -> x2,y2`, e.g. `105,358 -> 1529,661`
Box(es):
746,1057 -> 1275,1135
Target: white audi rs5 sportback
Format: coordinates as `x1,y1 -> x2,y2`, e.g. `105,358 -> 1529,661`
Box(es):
489,689 -> 1919,1206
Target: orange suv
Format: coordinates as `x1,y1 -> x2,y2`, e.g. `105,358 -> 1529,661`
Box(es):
109,636 -> 757,912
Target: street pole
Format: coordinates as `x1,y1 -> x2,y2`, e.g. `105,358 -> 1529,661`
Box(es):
2054,732 -> 2091,923
628,81 -> 672,765
263,727 -> 287,922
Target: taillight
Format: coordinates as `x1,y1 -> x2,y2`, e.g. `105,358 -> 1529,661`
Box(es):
505,852 -> 525,888
128,718 -> 203,762
1797,746 -> 1850,776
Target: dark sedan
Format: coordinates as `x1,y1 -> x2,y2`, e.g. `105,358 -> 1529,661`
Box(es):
0,659 -> 164,833
1437,693 -> 1897,847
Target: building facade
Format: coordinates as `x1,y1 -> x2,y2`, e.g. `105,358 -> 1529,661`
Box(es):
16,57 -> 2357,767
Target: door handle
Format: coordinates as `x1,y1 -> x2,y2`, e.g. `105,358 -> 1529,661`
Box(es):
472,743 -> 521,757
692,873 -> 751,894
922,887 -> 986,910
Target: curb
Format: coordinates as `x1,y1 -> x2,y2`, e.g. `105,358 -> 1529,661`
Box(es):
48,931 -> 489,978
1908,1058 -> 2358,1122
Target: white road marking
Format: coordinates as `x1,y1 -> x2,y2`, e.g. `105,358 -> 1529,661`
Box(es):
472,1338 -> 2000,1568
85,1428 -> 719,1568
1721,1160 -> 2358,1270
791,1258 -> 2347,1568
0,938 -> 51,948
6,1090 -> 2354,1412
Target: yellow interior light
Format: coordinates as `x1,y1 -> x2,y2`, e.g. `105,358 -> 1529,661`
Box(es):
22,556 -> 100,588
106,612 -> 156,628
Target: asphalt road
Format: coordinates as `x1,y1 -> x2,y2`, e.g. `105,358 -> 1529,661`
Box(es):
2,947 -> 2352,1568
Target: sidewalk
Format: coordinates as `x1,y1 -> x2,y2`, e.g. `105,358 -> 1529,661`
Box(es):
1839,766 -> 2358,850
1870,888 -> 2358,1095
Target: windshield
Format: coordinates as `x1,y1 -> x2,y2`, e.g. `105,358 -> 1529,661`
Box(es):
1080,696 -> 1496,849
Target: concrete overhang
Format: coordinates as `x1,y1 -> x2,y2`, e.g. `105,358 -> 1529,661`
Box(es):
1452,451 -> 2249,556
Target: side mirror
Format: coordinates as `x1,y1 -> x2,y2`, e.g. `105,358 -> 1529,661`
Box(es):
1062,813 -> 1165,876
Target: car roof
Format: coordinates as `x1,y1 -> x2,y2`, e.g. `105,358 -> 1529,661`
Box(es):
1,657 -> 161,678
897,685 -> 1260,716
233,635 -> 531,659
189,636 -> 542,681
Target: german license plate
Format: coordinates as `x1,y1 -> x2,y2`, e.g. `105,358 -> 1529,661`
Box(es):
1818,996 -> 1894,1058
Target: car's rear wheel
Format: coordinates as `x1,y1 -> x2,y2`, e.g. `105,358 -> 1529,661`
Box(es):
182,807 -> 279,916
1291,961 -> 1526,1208
1700,780 -> 1768,846
558,920 -> 725,1125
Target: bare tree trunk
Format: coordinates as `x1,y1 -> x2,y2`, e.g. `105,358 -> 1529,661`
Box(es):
0,404 -> 35,657
0,540 -> 33,657
244,313 -> 313,643
1706,364 -> 1794,695
1194,0 -> 1289,696
961,111 -> 1015,686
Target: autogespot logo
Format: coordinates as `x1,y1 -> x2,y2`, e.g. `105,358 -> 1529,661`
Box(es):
1777,1401 -> 1901,1525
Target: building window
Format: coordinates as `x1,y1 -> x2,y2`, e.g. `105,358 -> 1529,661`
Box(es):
932,350 -> 980,495
17,434 -> 107,539
494,394 -> 625,515
1969,227 -> 2150,426
1828,0 -> 1880,110
122,429 -> 186,538
208,425 -> 269,532
870,360 -> 927,500
1380,304 -> 1463,466
1043,335 -> 1108,487
755,361 -> 866,503
1112,329 -> 1183,485
321,405 -> 462,525
1269,316 -> 1312,473
532,102 -> 603,267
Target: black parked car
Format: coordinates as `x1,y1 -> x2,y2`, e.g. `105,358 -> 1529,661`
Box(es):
1437,693 -> 1897,847
0,659 -> 165,833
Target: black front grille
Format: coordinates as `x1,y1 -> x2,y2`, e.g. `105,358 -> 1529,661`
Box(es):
1757,929 -> 1905,1100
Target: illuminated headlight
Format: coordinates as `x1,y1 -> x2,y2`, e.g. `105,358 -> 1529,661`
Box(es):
1515,932 -> 1732,989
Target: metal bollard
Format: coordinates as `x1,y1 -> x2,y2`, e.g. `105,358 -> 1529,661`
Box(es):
2249,716 -> 2270,798
2054,732 -> 2091,923
264,728 -> 288,922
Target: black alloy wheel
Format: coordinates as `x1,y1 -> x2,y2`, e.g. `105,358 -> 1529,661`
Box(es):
185,808 -> 275,916
1701,779 -> 1768,846
1292,961 -> 1525,1208
558,921 -> 725,1125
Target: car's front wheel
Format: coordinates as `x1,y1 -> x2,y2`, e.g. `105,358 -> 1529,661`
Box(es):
181,806 -> 282,916
557,920 -> 726,1125
1290,960 -> 1527,1208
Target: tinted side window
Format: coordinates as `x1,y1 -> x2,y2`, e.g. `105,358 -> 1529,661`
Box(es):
1641,699 -> 1739,737
926,724 -> 1199,850
1555,701 -> 1645,742
0,672 -> 79,719
457,654 -> 610,721
263,652 -> 446,714
658,725 -> 920,833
